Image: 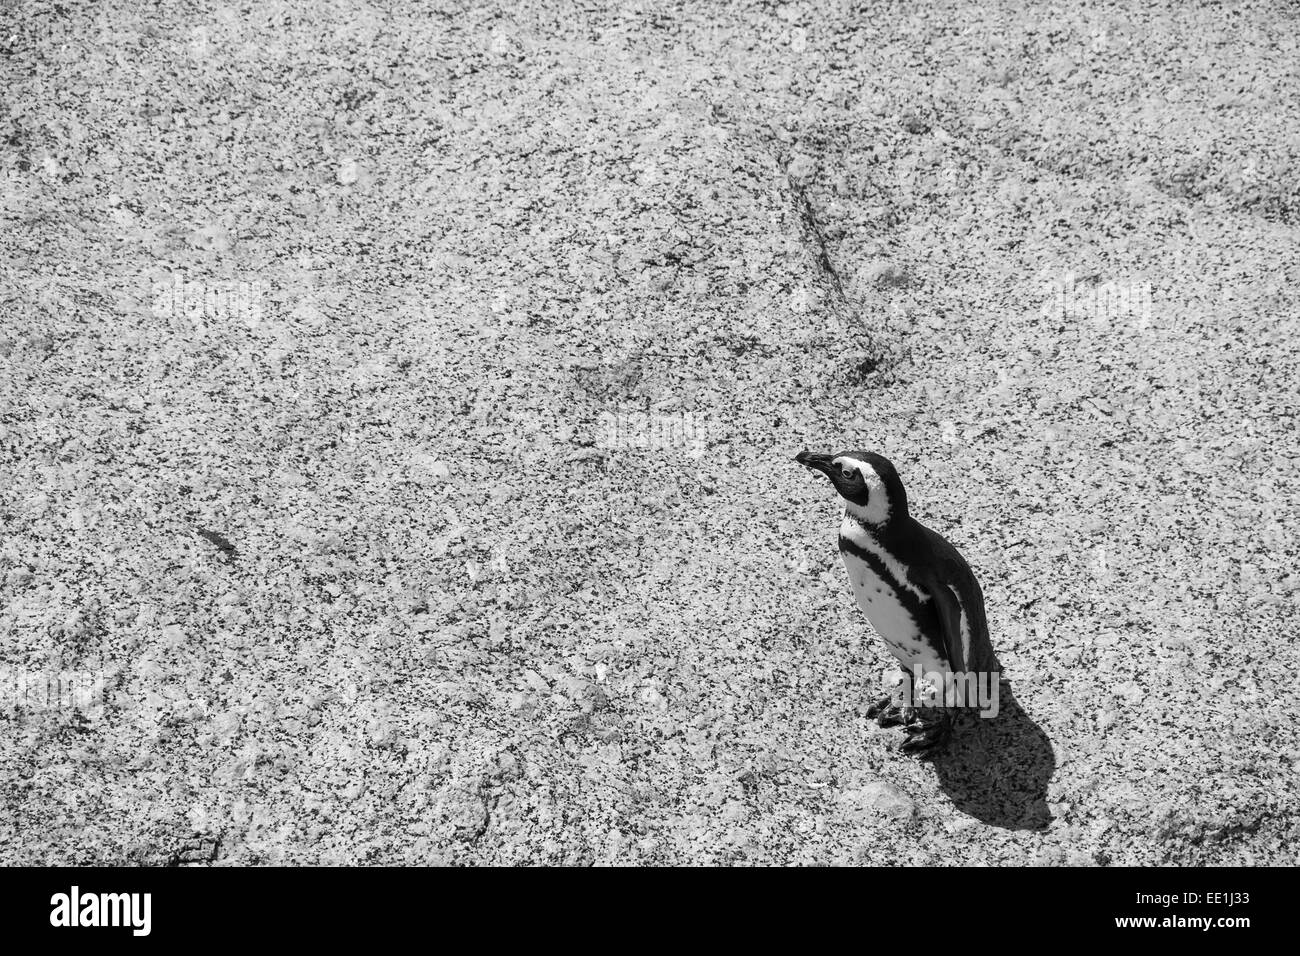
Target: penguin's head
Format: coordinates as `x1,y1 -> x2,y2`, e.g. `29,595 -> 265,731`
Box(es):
795,449 -> 908,527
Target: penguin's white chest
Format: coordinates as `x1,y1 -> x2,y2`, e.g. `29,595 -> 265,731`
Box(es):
837,517 -> 948,678
840,550 -> 936,666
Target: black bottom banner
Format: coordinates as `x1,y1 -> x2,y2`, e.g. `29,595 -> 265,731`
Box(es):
0,865 -> 1276,944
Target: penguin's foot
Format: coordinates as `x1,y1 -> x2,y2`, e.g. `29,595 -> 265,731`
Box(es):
867,696 -> 915,728
865,695 -> 894,720
898,712 -> 953,757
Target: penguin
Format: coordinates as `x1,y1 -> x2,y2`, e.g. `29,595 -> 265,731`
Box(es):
795,449 -> 1000,755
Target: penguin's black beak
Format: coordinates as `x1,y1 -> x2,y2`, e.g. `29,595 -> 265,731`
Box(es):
795,451 -> 837,478
798,451 -> 855,500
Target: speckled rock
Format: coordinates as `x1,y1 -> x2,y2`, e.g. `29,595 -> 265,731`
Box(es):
2,0 -> 1298,866
841,779 -> 916,821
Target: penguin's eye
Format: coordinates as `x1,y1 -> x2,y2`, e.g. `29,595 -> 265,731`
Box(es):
841,467 -> 856,480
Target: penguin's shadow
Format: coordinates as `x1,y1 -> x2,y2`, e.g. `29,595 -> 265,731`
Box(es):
932,681 -> 1055,830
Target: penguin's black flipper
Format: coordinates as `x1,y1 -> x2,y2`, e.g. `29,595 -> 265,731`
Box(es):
915,522 -> 1000,676
921,571 -> 970,676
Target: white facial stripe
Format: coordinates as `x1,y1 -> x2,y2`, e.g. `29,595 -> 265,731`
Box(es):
832,456 -> 891,525
839,515 -> 929,603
